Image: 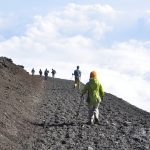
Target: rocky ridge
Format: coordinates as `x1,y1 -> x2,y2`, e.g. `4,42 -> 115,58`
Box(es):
0,57 -> 150,150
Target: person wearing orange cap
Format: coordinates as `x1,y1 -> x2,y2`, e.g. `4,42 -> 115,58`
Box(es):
81,71 -> 104,125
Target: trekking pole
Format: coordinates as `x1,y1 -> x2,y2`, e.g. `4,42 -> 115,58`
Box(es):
72,73 -> 74,80
75,96 -> 83,123
53,78 -> 54,89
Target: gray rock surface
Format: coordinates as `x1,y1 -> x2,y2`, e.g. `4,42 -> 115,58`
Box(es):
0,57 -> 150,150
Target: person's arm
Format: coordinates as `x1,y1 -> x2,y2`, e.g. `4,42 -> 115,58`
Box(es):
81,83 -> 89,97
99,83 -> 104,99
80,70 -> 81,77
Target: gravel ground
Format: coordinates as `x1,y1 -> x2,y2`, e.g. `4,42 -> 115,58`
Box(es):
0,57 -> 150,150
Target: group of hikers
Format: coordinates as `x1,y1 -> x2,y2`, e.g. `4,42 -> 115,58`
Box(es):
31,68 -> 56,80
31,66 -> 104,125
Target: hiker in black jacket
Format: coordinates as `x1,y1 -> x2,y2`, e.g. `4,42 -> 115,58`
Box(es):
51,69 -> 56,78
44,69 -> 49,80
39,69 -> 42,77
31,68 -> 35,75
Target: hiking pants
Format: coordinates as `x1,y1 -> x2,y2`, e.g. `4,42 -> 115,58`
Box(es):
88,103 -> 99,123
45,75 -> 48,80
74,77 -> 80,88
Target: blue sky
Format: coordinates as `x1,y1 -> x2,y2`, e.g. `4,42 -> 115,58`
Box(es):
0,0 -> 150,112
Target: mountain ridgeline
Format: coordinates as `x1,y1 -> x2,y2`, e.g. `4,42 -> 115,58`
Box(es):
0,57 -> 150,150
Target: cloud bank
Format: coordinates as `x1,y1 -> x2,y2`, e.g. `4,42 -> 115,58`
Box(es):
0,3 -> 150,112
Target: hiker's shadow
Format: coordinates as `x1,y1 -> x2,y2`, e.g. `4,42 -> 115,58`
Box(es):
32,121 -> 88,128
46,122 -> 75,127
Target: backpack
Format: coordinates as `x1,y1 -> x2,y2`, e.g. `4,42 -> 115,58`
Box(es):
52,70 -> 56,74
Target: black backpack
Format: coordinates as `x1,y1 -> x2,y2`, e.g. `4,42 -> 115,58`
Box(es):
52,70 -> 56,74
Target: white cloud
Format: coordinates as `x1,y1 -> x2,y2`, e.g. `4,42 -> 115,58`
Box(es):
64,3 -> 117,18
98,68 -> 150,112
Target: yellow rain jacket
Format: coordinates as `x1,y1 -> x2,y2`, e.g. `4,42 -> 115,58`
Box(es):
82,78 -> 104,106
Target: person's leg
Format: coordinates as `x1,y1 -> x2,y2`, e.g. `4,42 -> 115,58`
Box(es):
77,79 -> 80,89
93,103 -> 100,124
88,104 -> 94,124
74,78 -> 77,88
45,75 -> 47,80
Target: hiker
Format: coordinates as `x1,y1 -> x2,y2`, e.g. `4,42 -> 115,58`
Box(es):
81,71 -> 104,125
39,69 -> 42,77
31,68 -> 35,75
51,69 -> 56,78
44,68 -> 49,80
72,66 -> 81,89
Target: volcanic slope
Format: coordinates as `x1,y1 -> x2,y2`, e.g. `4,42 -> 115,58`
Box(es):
0,57 -> 150,150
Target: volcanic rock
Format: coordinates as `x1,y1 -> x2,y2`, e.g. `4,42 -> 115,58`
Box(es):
0,57 -> 150,150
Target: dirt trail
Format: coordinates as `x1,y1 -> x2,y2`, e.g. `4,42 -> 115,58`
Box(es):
29,78 -> 87,149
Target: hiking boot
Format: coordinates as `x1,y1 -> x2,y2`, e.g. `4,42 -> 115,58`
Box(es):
94,118 -> 99,124
87,120 -> 94,125
87,121 -> 91,125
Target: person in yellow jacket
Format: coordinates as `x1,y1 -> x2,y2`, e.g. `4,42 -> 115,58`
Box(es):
81,71 -> 104,125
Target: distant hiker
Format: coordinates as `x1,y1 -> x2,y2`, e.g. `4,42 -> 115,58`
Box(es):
39,69 -> 42,77
51,69 -> 56,78
72,66 -> 81,89
31,68 -> 35,75
44,68 -> 49,80
81,71 -> 104,125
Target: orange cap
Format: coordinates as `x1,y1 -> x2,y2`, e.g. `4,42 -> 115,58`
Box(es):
90,71 -> 97,78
